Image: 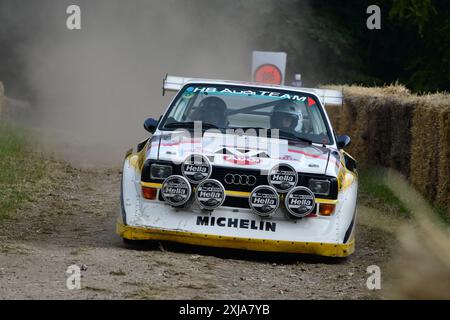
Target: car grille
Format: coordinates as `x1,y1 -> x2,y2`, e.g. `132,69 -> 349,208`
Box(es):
210,166 -> 268,193
148,161 -> 338,208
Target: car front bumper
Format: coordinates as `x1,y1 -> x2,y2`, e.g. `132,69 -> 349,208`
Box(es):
117,219 -> 355,257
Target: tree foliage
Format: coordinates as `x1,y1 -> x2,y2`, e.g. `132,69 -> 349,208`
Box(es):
0,0 -> 448,95
246,0 -> 449,92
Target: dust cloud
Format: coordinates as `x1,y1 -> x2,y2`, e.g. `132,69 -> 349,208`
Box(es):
2,0 -> 276,166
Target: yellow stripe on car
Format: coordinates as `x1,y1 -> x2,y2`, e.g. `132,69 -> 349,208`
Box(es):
126,150 -> 146,171
128,154 -> 140,170
142,182 -> 164,189
341,170 -> 357,192
224,190 -> 252,198
140,182 -> 338,204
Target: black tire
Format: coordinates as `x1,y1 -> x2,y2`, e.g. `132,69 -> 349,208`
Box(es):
122,238 -> 135,245
122,238 -> 158,250
122,238 -> 143,248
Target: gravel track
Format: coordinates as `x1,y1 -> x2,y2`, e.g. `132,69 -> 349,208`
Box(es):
0,165 -> 392,299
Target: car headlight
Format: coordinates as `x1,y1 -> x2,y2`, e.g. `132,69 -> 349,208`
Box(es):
150,164 -> 173,179
308,179 -> 331,196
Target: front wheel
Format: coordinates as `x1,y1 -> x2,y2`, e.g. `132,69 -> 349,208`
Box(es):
122,238 -> 158,250
122,238 -> 136,245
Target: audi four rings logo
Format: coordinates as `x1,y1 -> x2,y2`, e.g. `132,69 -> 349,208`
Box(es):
224,174 -> 257,186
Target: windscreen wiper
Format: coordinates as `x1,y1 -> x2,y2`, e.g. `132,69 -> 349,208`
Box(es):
278,130 -> 313,145
165,122 -> 221,130
231,127 -> 267,131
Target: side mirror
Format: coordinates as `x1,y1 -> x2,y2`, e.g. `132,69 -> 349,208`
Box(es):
336,135 -> 351,149
144,118 -> 159,134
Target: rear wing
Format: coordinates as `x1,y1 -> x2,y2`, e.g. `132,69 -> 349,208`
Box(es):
309,88 -> 343,106
162,74 -> 343,106
162,75 -> 198,94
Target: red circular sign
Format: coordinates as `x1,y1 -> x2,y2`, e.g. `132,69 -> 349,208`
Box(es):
254,64 -> 283,85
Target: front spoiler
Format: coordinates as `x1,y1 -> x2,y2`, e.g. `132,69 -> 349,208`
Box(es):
117,220 -> 354,257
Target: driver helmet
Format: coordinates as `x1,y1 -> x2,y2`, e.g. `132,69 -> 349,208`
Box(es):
194,97 -> 228,127
271,100 -> 303,132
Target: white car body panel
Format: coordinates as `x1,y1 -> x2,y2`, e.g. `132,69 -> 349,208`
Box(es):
118,77 -> 357,257
122,156 -> 357,245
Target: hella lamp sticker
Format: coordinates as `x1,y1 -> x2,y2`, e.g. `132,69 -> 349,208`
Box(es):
195,179 -> 226,210
161,175 -> 192,207
268,164 -> 298,193
285,187 -> 316,218
181,154 -> 212,184
249,186 -> 279,217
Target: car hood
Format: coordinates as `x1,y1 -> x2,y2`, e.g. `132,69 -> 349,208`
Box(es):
150,131 -> 336,176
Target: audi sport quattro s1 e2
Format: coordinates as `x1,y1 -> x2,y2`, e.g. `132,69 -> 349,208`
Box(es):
117,76 -> 358,257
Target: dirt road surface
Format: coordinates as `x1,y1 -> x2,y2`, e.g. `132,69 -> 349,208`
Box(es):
0,164 -> 394,299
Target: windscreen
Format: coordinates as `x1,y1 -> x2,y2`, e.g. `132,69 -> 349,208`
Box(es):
160,84 -> 333,145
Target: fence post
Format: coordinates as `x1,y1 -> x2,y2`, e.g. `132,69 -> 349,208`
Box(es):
0,81 -> 4,120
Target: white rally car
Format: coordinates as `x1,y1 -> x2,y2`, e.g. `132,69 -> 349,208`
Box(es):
117,76 -> 358,257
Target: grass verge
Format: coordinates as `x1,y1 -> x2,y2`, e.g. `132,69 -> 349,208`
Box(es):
358,166 -> 448,224
358,167 -> 411,219
0,121 -> 48,221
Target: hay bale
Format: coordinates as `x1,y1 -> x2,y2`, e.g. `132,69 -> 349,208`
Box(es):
434,96 -> 450,213
3,97 -> 30,121
0,81 -> 4,119
388,98 -> 415,177
411,99 -> 437,201
324,104 -> 341,131
0,81 -> 30,121
411,94 -> 450,214
333,85 -> 414,175
326,84 -> 449,213
411,94 -> 450,212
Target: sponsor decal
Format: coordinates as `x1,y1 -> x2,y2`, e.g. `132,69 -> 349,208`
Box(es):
187,86 -> 308,102
279,155 -> 296,161
196,216 -> 277,232
268,164 -> 298,193
181,154 -> 212,184
284,187 -> 316,218
224,155 -> 261,166
182,92 -> 195,99
249,186 -> 280,217
161,175 -> 192,207
195,179 -> 226,210
224,174 -> 257,186
287,147 -> 327,159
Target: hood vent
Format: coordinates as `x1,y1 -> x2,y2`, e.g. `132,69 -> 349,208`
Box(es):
214,148 -> 271,159
256,152 -> 270,158
215,148 -> 234,155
